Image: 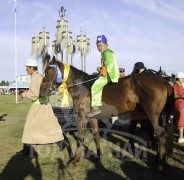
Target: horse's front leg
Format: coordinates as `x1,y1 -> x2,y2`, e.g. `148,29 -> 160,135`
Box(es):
67,112 -> 88,166
75,117 -> 88,161
89,118 -> 102,158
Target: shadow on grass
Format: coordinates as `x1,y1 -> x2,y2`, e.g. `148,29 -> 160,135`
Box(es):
105,131 -> 156,167
121,158 -> 184,180
106,133 -> 184,180
57,158 -> 67,180
0,148 -> 42,180
83,146 -> 126,180
62,125 -> 184,179
0,114 -> 7,122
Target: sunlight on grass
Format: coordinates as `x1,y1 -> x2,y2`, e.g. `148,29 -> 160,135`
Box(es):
0,95 -> 184,180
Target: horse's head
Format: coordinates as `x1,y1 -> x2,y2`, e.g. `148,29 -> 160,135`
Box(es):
40,55 -> 64,96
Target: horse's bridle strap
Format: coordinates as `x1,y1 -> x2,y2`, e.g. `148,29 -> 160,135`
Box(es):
49,65 -> 62,83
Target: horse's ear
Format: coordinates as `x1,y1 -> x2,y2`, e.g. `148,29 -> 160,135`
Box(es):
42,54 -> 50,71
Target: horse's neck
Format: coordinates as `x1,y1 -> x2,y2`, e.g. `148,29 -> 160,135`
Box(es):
70,66 -> 91,82
67,67 -> 92,102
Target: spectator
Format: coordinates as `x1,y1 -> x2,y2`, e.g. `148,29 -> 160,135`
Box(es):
131,62 -> 146,75
119,68 -> 125,78
16,58 -> 68,155
173,72 -> 184,143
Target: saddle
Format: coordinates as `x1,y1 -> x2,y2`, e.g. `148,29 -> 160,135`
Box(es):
97,58 -> 108,77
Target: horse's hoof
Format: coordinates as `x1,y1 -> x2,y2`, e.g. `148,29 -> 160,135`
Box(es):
67,159 -> 76,167
158,165 -> 164,172
151,160 -> 158,169
67,158 -> 80,167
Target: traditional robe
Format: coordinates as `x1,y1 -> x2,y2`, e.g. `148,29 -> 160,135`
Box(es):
22,71 -> 64,144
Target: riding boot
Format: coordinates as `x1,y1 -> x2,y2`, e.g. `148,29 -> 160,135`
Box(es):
56,140 -> 70,151
16,144 -> 30,156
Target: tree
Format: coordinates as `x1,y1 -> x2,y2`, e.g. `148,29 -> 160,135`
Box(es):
0,81 -> 9,86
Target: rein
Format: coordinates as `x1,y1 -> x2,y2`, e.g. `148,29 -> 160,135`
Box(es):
67,76 -> 99,88
43,64 -> 98,88
42,76 -> 98,97
42,63 -> 99,95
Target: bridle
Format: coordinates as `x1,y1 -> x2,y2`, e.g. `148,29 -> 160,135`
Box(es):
42,65 -> 99,95
41,66 -> 59,96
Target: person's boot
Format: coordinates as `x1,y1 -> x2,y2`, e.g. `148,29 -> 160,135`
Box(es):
86,107 -> 101,118
16,144 -> 30,156
57,140 -> 70,151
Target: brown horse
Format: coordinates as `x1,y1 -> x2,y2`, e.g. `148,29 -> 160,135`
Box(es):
40,55 -> 174,171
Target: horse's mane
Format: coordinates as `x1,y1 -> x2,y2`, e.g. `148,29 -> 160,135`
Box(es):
49,57 -> 98,81
147,68 -> 172,81
71,65 -> 98,79
131,67 -> 172,82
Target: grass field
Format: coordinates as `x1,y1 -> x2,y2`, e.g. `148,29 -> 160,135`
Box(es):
0,95 -> 184,180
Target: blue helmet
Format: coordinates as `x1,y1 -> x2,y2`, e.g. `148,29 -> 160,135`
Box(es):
96,35 -> 107,44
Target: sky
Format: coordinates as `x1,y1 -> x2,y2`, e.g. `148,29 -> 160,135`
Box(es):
0,0 -> 184,82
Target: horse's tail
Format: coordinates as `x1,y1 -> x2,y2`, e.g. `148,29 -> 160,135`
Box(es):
163,82 -> 175,157
165,82 -> 175,117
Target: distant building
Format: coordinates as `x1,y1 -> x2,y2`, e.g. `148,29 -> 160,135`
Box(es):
7,75 -> 30,95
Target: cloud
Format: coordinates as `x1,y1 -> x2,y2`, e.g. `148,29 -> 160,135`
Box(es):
1,0 -> 184,81
0,32 -> 31,81
121,0 -> 184,23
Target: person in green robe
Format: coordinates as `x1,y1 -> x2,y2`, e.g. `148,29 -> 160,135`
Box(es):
86,35 -> 119,117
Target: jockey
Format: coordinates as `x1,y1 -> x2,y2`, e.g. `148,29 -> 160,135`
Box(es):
86,35 -> 119,118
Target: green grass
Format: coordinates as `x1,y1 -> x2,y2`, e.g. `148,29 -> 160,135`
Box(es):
0,95 -> 184,180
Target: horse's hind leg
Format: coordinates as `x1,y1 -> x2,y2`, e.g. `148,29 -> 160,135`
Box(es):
128,120 -> 138,150
89,118 -> 102,158
147,122 -> 157,149
150,117 -> 167,171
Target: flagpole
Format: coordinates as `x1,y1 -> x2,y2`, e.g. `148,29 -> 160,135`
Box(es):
14,0 -> 18,103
